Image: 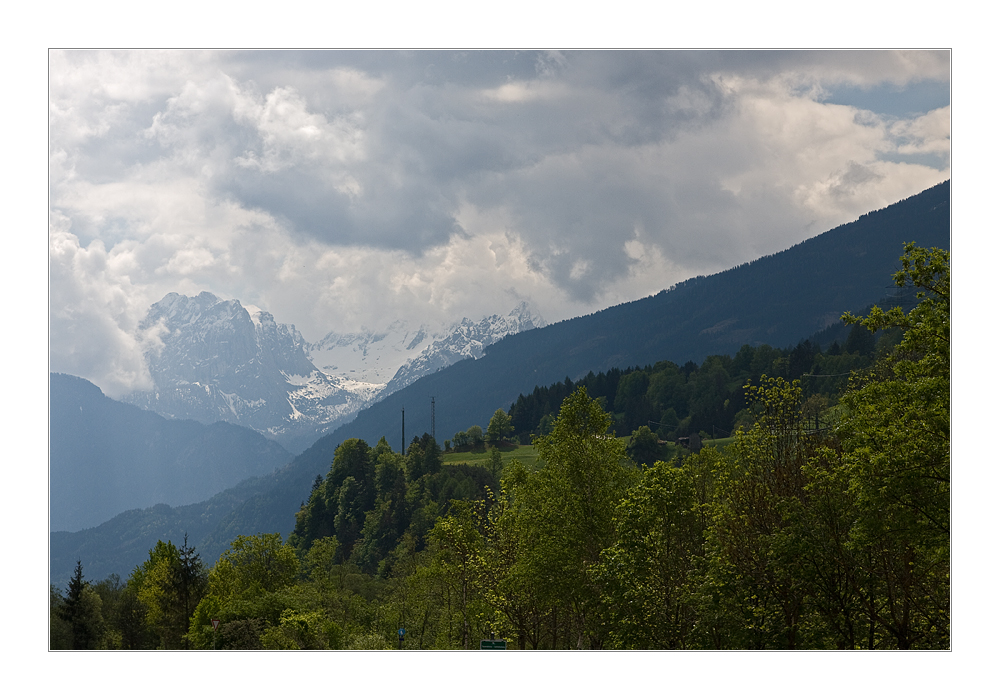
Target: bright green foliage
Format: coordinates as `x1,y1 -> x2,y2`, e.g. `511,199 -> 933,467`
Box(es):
473,473 -> 537,649
626,424 -> 661,467
486,408 -> 513,444
130,544 -> 178,647
834,242 -> 950,648
377,535 -> 442,649
208,533 -> 298,600
425,499 -> 489,648
597,458 -> 707,648
487,446 -> 504,479
346,632 -> 393,649
300,535 -> 386,647
843,242 -> 949,377
188,533 -> 299,649
533,387 -> 635,562
686,244 -> 950,649
160,535 -> 209,648
260,608 -> 344,650
504,388 -> 637,648
698,377 -> 816,649
128,538 -> 206,648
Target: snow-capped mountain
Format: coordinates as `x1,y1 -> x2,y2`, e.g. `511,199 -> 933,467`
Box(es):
305,302 -> 545,395
124,292 -> 382,453
305,320 -> 437,386
382,302 -> 545,394
124,292 -> 545,454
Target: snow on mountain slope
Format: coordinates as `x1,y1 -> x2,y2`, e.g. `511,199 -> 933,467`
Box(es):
123,292 -> 545,453
124,292 -> 379,452
383,302 -> 545,394
304,320 -> 438,386
306,302 -> 545,395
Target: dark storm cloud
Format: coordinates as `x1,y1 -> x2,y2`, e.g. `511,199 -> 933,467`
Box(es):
195,51 -> 740,273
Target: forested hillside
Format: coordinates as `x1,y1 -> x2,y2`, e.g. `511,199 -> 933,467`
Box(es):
51,243 -> 949,650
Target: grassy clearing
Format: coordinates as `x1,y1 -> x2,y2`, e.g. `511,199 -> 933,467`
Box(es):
441,443 -> 540,469
703,436 -> 735,450
440,435 -> 734,473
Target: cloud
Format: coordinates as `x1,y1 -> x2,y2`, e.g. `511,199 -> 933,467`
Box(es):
49,219 -> 158,398
48,50 -> 950,395
891,105 -> 951,155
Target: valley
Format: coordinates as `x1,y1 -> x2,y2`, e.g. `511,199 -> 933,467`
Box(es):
50,183 -> 951,650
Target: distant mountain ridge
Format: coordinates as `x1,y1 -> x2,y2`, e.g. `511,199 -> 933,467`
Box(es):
305,302 -> 545,393
123,292 -> 375,453
50,373 -> 292,532
123,293 -> 545,452
383,302 -> 546,395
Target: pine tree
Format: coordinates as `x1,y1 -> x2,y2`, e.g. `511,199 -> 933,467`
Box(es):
174,534 -> 208,648
60,561 -> 99,649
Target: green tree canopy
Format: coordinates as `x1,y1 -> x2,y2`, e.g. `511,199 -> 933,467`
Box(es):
626,425 -> 661,468
505,387 -> 637,648
188,533 -> 300,649
486,408 -> 513,444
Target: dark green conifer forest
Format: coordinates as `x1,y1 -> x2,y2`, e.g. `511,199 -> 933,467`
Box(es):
50,244 -> 949,649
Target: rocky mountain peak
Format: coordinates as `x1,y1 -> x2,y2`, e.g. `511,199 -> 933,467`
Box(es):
123,294 -> 547,453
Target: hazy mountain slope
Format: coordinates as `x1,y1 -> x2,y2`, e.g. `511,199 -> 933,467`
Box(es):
50,427 -> 340,587
319,181 -> 950,448
50,373 -> 293,532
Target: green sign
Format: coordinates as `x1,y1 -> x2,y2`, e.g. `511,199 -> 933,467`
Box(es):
479,639 -> 507,650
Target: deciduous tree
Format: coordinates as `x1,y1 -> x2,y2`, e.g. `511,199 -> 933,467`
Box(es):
512,388 -> 637,648
486,408 -> 513,444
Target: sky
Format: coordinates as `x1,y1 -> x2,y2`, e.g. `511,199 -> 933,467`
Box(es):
48,49 -> 951,398
17,1 -> 996,684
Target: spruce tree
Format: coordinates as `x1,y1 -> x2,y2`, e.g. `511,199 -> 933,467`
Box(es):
174,534 -> 208,648
61,561 -> 97,649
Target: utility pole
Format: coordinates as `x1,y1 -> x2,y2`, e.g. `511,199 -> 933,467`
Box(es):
401,406 -> 405,454
431,396 -> 436,441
